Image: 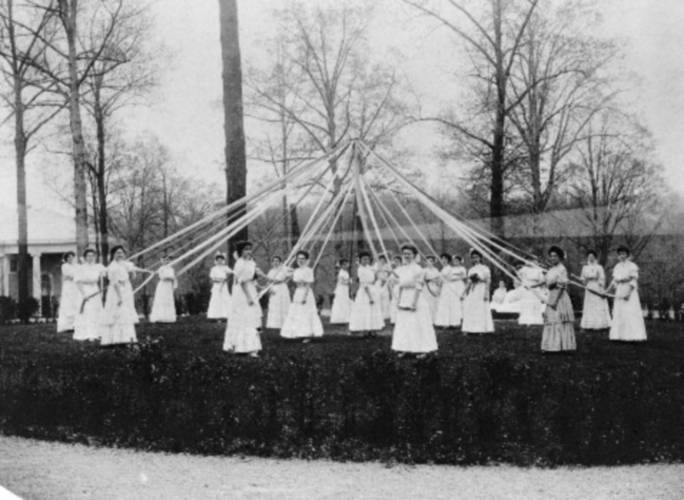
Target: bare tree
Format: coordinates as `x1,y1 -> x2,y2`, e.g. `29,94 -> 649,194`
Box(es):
401,0 -> 539,235
219,0 -> 247,263
0,0 -> 63,319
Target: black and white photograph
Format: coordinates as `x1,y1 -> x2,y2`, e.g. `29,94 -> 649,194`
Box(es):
1,0 -> 683,498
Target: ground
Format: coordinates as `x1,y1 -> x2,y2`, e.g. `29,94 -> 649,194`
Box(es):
1,435 -> 683,500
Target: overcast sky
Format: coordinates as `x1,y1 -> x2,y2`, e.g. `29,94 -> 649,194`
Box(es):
1,0 -> 683,213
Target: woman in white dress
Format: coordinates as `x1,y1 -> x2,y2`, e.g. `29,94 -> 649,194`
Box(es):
434,253 -> 463,328
608,246 -> 647,342
451,255 -> 467,324
388,255 -> 402,324
223,242 -> 262,356
349,252 -> 385,336
579,250 -> 611,331
73,249 -> 105,341
57,251 -> 80,332
101,246 -> 150,346
541,246 -> 576,352
490,280 -> 508,312
329,259 -> 352,324
374,255 -> 392,321
423,256 -> 441,320
149,255 -> 177,323
517,258 -> 546,326
461,250 -> 495,334
281,251 -> 324,342
207,254 -> 232,320
391,245 -> 438,357
265,256 -> 291,329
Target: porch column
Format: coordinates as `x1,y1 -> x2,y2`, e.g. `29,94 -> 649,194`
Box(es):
32,253 -> 42,316
1,255 -> 9,297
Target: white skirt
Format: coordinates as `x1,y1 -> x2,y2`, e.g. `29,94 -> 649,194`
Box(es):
266,283 -> 291,329
610,286 -> 647,341
580,283 -> 611,330
57,280 -> 81,332
391,290 -> 438,353
434,281 -> 463,327
378,283 -> 391,320
149,281 -> 176,323
462,283 -> 495,333
389,284 -> 400,324
73,291 -> 103,341
223,283 -> 262,352
207,283 -> 231,319
518,288 -> 545,326
349,285 -> 384,332
329,284 -> 352,324
100,283 -> 138,345
281,287 -> 323,338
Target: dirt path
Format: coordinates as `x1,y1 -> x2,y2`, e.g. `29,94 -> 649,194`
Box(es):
0,436 -> 682,500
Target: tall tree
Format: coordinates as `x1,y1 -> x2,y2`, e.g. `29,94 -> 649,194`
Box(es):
219,0 -> 247,261
0,0 -> 63,320
402,0 -> 539,235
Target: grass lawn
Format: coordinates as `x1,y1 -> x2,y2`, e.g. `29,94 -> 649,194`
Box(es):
1,318 -> 683,466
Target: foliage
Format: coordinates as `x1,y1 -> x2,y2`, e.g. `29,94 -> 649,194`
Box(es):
1,320 -> 683,466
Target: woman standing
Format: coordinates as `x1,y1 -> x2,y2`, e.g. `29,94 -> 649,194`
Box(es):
374,255 -> 392,321
149,255 -> 177,323
579,250 -> 611,331
223,242 -> 262,356
541,246 -> 576,352
101,246 -> 149,346
434,253 -> 463,328
329,259 -> 352,324
57,251 -> 80,332
608,246 -> 647,342
423,256 -> 441,321
207,254 -> 232,320
517,258 -> 546,326
391,245 -> 438,357
461,250 -> 495,334
73,249 -> 105,341
265,256 -> 291,329
388,255 -> 402,324
280,251 -> 324,342
349,252 -> 385,336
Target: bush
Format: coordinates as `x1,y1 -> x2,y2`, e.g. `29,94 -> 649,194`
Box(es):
1,321 -> 683,465
17,297 -> 40,322
0,296 -> 16,323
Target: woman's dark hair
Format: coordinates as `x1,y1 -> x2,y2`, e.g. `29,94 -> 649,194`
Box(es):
586,249 -> 597,258
63,251 -> 76,262
392,255 -> 402,262
271,255 -> 282,262
548,245 -> 565,260
215,253 -> 226,261
400,244 -> 418,256
378,254 -> 387,261
109,246 -> 126,259
453,255 -> 463,263
82,249 -> 96,258
616,245 -> 630,255
358,251 -> 371,260
339,259 -> 350,266
297,250 -> 310,259
440,253 -> 452,263
236,241 -> 252,256
426,255 -> 436,262
469,249 -> 482,259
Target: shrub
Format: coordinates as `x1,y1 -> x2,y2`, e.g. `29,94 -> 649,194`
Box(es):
0,296 -> 16,323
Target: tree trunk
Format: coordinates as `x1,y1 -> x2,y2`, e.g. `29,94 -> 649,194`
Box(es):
489,0 -> 506,237
14,86 -> 30,321
219,0 -> 247,264
61,1 -> 89,254
93,83 -> 109,263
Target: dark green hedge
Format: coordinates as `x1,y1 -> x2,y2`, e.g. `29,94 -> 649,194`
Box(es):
1,321 -> 683,465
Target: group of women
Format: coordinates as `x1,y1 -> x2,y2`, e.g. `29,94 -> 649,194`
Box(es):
57,239 -> 648,356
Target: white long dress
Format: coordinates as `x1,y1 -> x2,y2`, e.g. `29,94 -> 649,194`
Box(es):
434,265 -> 463,327
207,265 -> 232,319
517,265 -> 546,326
424,266 -> 441,320
580,263 -> 611,330
349,265 -> 385,333
280,266 -> 324,338
490,286 -> 508,312
73,263 -> 105,341
266,266 -> 291,329
375,264 -> 392,320
149,265 -> 177,323
391,262 -> 438,353
101,261 -> 138,345
57,262 -> 81,332
462,264 -> 495,333
609,261 -> 647,341
329,269 -> 352,324
223,259 -> 261,352
389,276 -> 400,324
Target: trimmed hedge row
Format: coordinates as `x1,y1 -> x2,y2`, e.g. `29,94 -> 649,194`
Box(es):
1,323 -> 684,465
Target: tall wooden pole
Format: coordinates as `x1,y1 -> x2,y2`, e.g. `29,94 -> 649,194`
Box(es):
219,0 -> 247,265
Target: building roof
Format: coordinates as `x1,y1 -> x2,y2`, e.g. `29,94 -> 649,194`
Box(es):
0,204 -> 77,247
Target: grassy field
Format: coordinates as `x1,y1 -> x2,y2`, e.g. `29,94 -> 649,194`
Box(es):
1,318 -> 683,466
